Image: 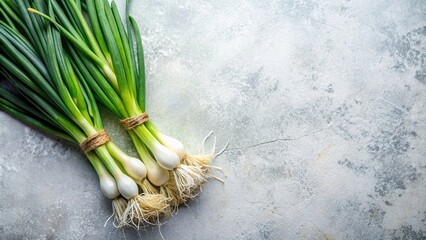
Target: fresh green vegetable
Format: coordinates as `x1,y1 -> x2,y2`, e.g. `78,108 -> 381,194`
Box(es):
29,0 -> 220,203
0,0 -> 225,229
0,0 -> 169,228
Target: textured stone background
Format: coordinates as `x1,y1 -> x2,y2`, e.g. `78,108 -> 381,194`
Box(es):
1,0 -> 425,239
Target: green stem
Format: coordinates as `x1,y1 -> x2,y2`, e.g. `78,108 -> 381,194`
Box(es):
86,153 -> 109,178
68,0 -> 108,63
105,141 -> 130,163
0,100 -> 75,142
28,8 -> 105,67
77,117 -> 98,137
128,131 -> 156,167
94,145 -> 123,178
144,121 -> 161,139
132,124 -> 162,150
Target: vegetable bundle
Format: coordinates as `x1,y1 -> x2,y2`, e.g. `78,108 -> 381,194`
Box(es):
0,0 -> 224,228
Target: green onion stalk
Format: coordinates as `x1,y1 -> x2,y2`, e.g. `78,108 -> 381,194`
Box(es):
0,0 -> 169,228
27,0 -> 224,211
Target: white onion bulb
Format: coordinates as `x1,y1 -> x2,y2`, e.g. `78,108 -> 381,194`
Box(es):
116,174 -> 139,199
146,160 -> 170,186
121,156 -> 147,181
99,174 -> 120,199
151,143 -> 180,170
157,133 -> 185,158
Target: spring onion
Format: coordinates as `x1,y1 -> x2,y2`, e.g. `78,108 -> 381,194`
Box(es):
0,0 -> 169,227
0,0 -> 225,229
29,0 -> 223,204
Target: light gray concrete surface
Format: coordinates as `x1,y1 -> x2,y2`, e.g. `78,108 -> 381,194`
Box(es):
1,0 -> 426,239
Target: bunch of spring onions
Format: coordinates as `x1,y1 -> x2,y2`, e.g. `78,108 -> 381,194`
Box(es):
0,0 -> 224,228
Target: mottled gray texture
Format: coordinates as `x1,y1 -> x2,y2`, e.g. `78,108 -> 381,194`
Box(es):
1,0 -> 425,239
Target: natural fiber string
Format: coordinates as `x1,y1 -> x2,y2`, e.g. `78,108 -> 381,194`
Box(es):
119,112 -> 149,130
80,129 -> 111,153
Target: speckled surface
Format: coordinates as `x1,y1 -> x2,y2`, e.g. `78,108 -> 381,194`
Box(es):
1,0 -> 425,239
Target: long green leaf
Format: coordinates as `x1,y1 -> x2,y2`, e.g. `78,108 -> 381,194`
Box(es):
130,17 -> 147,112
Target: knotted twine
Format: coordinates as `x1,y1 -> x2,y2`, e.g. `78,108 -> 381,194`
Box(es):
79,112 -> 149,153
119,112 -> 149,130
80,129 -> 111,154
